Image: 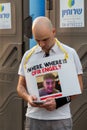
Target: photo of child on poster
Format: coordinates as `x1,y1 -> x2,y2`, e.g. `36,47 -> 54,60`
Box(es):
36,72 -> 62,99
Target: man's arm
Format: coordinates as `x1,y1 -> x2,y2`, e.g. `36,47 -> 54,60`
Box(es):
17,75 -> 37,106
78,74 -> 83,92
17,75 -> 29,101
71,74 -> 83,100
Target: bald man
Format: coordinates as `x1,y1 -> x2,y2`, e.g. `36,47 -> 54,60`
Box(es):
17,16 -> 83,130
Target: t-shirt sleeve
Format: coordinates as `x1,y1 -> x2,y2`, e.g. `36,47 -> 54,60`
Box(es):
72,49 -> 83,75
18,52 -> 27,76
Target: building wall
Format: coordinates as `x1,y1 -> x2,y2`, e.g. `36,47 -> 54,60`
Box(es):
45,0 -> 87,130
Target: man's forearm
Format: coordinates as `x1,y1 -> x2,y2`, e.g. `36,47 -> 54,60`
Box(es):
55,96 -> 71,109
17,84 -> 30,102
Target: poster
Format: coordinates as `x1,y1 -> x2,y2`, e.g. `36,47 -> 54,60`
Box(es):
0,3 -> 11,29
60,0 -> 84,28
24,54 -> 81,101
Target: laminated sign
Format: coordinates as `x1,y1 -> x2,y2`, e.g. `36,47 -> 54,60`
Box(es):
0,3 -> 11,29
24,54 -> 81,101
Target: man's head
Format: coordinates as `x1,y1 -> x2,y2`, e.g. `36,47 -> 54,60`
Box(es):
43,73 -> 56,94
32,16 -> 56,53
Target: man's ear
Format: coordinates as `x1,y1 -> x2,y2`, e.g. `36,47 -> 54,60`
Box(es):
52,28 -> 56,35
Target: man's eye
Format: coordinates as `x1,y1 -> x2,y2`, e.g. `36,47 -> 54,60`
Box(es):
36,38 -> 50,42
36,40 -> 40,42
43,38 -> 49,41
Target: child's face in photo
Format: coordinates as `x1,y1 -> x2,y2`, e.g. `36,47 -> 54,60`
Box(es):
43,79 -> 56,94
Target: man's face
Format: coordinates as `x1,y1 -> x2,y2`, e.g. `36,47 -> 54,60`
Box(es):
33,27 -> 55,53
43,79 -> 56,94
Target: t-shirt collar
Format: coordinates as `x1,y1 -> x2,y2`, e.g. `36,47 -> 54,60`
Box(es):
34,42 -> 59,54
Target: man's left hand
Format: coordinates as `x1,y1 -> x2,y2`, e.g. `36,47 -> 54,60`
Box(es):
39,98 -> 56,111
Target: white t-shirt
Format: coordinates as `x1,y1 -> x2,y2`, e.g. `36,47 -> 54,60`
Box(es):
18,42 -> 83,120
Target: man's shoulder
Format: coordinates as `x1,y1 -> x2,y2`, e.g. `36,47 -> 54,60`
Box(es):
24,46 -> 36,55
23,45 -> 38,57
23,45 -> 41,57
61,42 -> 76,53
62,43 -> 73,50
